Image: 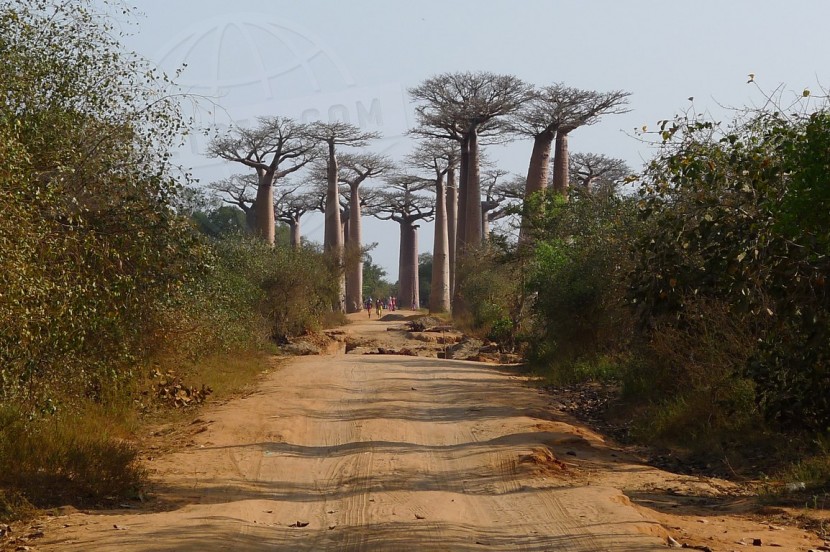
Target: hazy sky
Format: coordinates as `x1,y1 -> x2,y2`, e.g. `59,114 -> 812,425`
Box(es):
118,0 -> 830,279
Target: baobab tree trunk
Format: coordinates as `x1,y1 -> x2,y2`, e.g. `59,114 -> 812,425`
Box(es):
430,175 -> 450,313
465,129 -> 482,246
584,176 -> 595,194
324,142 -> 345,311
411,225 -> 420,310
452,137 -> 470,313
481,203 -> 490,242
289,218 -> 301,249
525,131 -> 554,196
552,130 -> 571,198
397,221 -> 412,310
397,221 -> 420,312
519,132 -> 554,243
345,183 -> 363,313
446,165 -> 458,301
254,182 -> 275,244
456,137 -> 470,254
324,144 -> 342,250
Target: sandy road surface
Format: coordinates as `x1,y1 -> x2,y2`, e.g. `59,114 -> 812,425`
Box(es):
33,313 -> 825,551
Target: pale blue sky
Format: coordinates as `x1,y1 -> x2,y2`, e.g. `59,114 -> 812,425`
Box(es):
120,1 -> 830,279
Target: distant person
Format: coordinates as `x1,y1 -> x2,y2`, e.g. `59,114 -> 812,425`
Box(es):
376,298 -> 383,318
365,297 -> 372,318
390,296 -> 396,311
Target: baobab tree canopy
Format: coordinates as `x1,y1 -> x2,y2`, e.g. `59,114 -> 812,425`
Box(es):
511,84 -> 630,197
409,72 -> 530,139
207,116 -> 318,244
208,174 -> 258,232
568,152 -> 631,194
305,121 -> 379,251
409,71 -> 530,262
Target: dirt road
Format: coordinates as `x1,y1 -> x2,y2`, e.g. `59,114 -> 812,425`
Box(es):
33,313 -> 826,551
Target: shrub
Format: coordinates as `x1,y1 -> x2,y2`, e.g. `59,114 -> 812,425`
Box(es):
624,298 -> 762,451
633,106 -> 830,431
525,189 -> 638,374
454,247 -> 524,345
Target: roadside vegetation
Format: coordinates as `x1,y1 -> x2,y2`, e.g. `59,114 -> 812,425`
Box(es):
464,97 -> 830,493
0,1 -> 339,519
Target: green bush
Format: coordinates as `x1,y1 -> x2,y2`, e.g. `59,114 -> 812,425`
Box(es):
634,106 -> 830,431
524,189 -> 638,374
0,0 -> 206,405
454,247 -> 523,344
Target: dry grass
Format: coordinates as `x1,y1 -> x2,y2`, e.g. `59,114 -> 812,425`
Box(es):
173,350 -> 279,402
0,350 -> 279,522
0,400 -> 143,519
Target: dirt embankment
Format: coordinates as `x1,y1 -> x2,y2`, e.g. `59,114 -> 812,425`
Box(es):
6,311 -> 828,552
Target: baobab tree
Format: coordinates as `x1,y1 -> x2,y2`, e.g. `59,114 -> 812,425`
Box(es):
568,152 -> 631,196
446,148 -> 459,297
407,140 -> 457,313
208,174 -> 257,232
338,152 -> 394,312
409,71 -> 530,252
479,168 -> 511,241
372,175 -> 434,311
273,187 -> 318,248
306,122 -> 379,311
510,84 -> 589,199
549,89 -> 630,196
306,122 -> 380,251
207,116 -> 317,244
308,153 -> 391,310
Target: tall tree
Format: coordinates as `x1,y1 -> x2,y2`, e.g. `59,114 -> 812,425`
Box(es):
273,186 -> 318,249
338,153 -> 394,312
407,140 -> 457,313
208,117 -> 317,244
549,90 -> 630,197
208,174 -> 257,232
568,152 -> 631,196
480,168 -> 510,241
446,149 -> 459,298
372,175 -> 434,311
410,72 -> 529,312
510,84 -> 590,198
409,71 -> 529,250
306,122 -> 379,311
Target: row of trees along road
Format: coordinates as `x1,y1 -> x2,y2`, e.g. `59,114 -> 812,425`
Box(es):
208,71 -> 630,314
